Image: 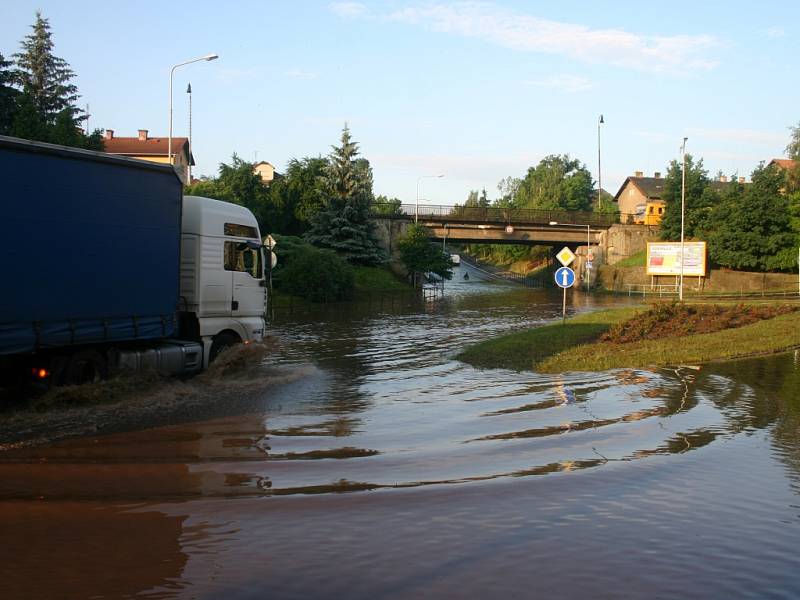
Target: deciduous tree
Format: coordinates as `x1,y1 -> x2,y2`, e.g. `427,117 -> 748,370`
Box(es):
706,164 -> 796,271
397,224 -> 454,284
659,155 -> 714,241
514,155 -> 593,211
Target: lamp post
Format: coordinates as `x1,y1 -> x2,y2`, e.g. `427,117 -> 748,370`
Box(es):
186,83 -> 192,182
168,53 -> 218,178
680,137 -> 688,301
416,174 -> 444,223
549,221 -> 592,292
597,114 -> 604,210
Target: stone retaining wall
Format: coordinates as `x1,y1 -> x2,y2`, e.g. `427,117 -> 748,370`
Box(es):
599,265 -> 799,294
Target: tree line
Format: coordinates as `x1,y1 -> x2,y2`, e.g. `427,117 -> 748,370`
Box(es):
0,12 -> 103,149
187,125 -> 452,299
459,133 -> 800,274
460,154 -> 615,266
659,125 -> 800,272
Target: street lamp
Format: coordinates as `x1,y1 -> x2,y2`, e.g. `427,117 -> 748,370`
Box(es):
549,221 -> 592,292
597,114 -> 604,210
168,53 -> 218,178
416,174 -> 444,223
680,137 -> 688,301
186,83 -> 192,182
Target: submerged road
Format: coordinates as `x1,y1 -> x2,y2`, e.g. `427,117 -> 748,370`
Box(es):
2,271 -> 800,598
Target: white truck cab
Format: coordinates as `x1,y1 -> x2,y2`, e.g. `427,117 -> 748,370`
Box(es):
180,196 -> 267,367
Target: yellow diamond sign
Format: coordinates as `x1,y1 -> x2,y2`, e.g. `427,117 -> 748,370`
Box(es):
556,246 -> 576,267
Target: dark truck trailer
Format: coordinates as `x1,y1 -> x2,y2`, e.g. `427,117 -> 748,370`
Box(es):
0,136 -> 188,384
0,136 -> 268,387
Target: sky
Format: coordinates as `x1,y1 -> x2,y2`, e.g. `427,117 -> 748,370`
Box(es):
2,1 -> 798,205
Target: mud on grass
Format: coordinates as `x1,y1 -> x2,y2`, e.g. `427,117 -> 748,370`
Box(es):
600,302 -> 799,344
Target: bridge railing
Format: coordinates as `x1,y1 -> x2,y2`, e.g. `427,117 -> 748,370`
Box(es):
370,203 -> 627,227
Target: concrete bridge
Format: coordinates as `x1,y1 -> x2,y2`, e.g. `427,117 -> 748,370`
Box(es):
372,203 -> 616,246
372,203 -> 658,276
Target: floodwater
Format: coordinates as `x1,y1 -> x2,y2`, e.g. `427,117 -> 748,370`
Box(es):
2,265 -> 800,599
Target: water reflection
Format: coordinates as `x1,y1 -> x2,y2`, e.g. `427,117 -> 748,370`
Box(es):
3,278 -> 800,598
4,287 -> 797,502
0,503 -> 191,599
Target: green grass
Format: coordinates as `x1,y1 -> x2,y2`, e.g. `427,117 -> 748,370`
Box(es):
613,250 -> 646,268
353,266 -> 411,292
456,307 -> 640,371
538,309 -> 800,372
457,303 -> 800,373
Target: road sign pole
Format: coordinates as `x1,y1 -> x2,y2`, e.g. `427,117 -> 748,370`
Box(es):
562,287 -> 567,325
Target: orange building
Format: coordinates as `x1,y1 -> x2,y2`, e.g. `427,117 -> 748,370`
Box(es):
614,171 -> 667,225
103,129 -> 194,183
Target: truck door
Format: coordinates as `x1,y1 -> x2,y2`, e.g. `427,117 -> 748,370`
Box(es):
224,241 -> 266,316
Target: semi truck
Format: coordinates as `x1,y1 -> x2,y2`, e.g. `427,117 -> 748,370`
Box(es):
0,135 -> 268,386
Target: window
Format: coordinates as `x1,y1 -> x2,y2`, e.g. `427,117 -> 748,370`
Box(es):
224,241 -> 262,279
224,223 -> 258,238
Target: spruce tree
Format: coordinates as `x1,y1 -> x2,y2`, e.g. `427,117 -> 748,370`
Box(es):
13,11 -> 80,123
0,52 -> 19,135
305,125 -> 386,265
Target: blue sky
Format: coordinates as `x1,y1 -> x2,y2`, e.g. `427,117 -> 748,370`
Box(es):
2,1 -> 798,205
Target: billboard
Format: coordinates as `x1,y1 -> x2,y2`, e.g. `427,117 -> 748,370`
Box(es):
646,242 -> 707,277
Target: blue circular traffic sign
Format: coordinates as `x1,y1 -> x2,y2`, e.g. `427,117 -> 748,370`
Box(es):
554,266 -> 576,288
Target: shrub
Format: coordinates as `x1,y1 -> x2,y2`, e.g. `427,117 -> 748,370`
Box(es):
275,239 -> 354,302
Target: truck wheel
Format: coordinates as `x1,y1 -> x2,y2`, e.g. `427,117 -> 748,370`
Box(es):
64,350 -> 107,385
209,333 -> 240,363
48,355 -> 70,387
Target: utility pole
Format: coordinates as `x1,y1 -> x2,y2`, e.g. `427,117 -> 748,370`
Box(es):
597,114 -> 604,210
680,137 -> 688,301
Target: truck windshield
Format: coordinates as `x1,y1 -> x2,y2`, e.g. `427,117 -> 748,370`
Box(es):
224,241 -> 262,279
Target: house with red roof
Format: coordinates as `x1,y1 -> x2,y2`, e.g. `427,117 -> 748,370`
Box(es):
103,129 -> 194,183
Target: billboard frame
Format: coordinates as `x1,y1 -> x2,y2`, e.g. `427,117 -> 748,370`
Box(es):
646,242 -> 707,277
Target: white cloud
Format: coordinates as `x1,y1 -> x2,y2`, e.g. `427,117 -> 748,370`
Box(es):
526,74 -> 592,93
764,27 -> 786,39
385,2 -> 719,73
329,2 -> 368,18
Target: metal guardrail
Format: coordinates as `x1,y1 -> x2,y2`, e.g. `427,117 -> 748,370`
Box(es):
460,255 -> 547,288
624,284 -> 800,300
626,284 -> 679,297
371,203 -> 629,227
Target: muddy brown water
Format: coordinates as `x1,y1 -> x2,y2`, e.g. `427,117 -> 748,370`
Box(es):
2,266 -> 800,599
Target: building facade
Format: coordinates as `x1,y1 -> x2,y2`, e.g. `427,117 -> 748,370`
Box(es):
103,129 -> 194,183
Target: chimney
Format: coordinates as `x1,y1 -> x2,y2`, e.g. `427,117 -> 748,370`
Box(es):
105,129 -> 114,140
138,129 -> 148,141
739,176 -> 745,183
634,170 -> 643,177
654,172 -> 661,179
720,175 -> 728,183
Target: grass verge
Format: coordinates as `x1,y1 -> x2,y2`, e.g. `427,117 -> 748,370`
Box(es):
539,309 -> 800,372
458,303 -> 800,373
613,250 -> 646,268
456,307 -> 639,371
